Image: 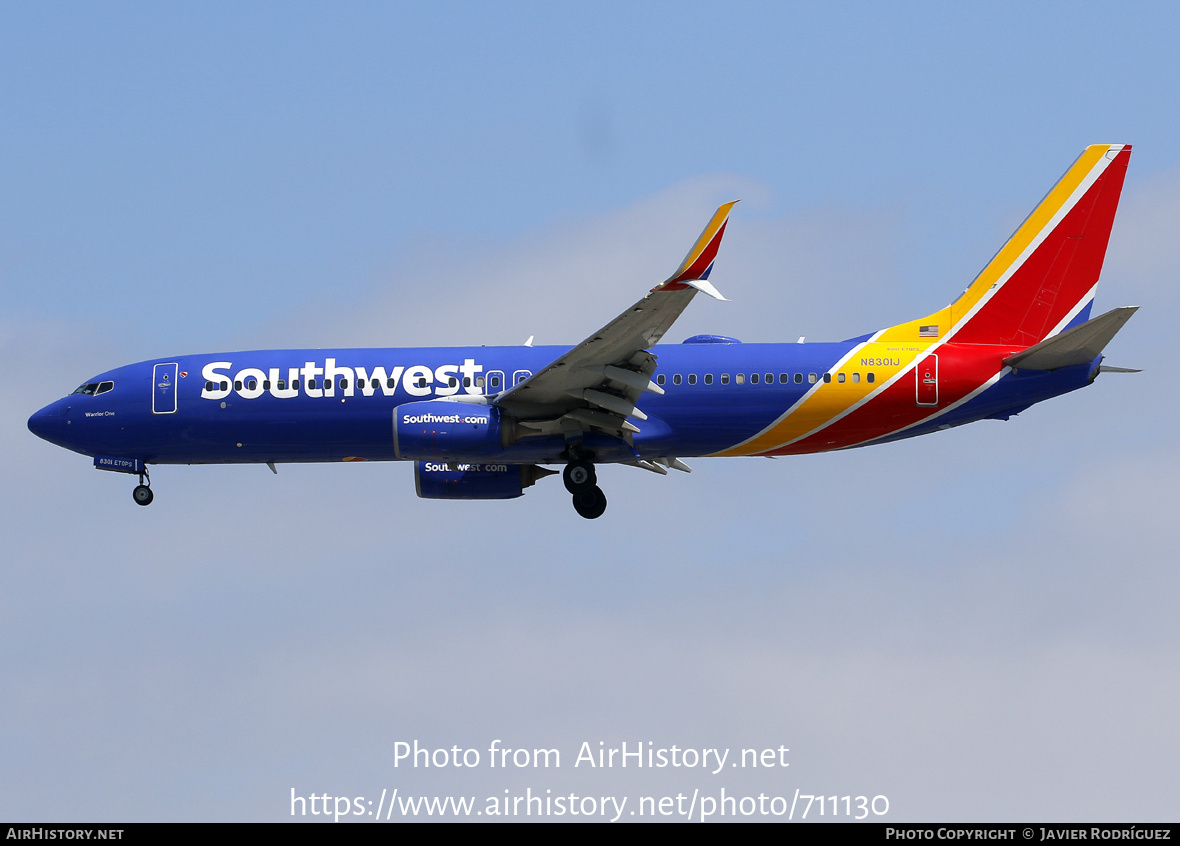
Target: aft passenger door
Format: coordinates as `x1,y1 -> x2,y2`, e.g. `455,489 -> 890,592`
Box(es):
915,354 -> 938,407
152,363 -> 179,414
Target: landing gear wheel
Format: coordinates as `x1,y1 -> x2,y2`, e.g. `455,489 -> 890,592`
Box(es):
132,485 -> 154,506
572,485 -> 607,519
563,459 -> 597,494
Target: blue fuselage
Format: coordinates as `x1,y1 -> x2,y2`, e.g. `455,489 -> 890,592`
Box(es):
28,341 -> 1097,466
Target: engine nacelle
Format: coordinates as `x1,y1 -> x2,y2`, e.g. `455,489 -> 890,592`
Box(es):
393,401 -> 504,460
414,461 -> 553,500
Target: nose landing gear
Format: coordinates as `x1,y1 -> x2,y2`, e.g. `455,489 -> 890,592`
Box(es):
132,469 -> 153,506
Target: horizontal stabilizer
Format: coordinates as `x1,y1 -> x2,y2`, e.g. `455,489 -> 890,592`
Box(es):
1004,306 -> 1138,371
1098,364 -> 1141,373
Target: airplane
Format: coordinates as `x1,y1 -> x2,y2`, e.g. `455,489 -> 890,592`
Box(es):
28,144 -> 1138,519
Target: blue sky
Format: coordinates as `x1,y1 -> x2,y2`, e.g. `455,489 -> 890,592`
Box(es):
3,2 -> 1178,821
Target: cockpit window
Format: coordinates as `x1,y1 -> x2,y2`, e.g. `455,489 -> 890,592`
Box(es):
71,381 -> 114,396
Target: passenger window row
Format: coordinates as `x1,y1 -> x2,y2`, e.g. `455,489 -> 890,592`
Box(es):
202,369 -> 879,396
655,371 -> 876,387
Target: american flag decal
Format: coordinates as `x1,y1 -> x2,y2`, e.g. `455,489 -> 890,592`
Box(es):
919,325 -> 939,337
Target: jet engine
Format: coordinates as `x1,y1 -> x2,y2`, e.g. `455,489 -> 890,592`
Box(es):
393,401 -> 505,459
414,461 -> 555,500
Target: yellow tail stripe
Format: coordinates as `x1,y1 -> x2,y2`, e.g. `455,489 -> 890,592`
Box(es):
879,144 -> 1111,344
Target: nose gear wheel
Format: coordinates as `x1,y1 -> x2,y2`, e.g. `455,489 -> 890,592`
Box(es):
132,468 -> 153,506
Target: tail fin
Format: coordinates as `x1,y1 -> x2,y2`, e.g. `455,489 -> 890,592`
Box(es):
881,144 -> 1131,347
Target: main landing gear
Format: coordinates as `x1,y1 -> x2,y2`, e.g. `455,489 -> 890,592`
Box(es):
563,457 -> 607,519
132,469 -> 153,506
572,486 -> 607,519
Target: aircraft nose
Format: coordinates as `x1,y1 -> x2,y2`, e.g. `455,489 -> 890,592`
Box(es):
28,401 -> 68,446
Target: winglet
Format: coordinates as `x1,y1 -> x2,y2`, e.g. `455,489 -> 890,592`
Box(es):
659,201 -> 739,291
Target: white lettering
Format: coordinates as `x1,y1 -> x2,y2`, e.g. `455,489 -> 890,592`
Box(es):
434,364 -> 460,396
403,365 -> 433,397
199,360 -> 484,402
301,362 -> 323,397
401,412 -> 488,426
353,366 -> 404,397
235,367 -> 267,399
459,358 -> 484,395
269,368 -> 299,399
323,358 -> 353,397
201,361 -> 232,399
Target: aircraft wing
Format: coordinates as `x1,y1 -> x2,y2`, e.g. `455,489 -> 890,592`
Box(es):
493,201 -> 737,437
